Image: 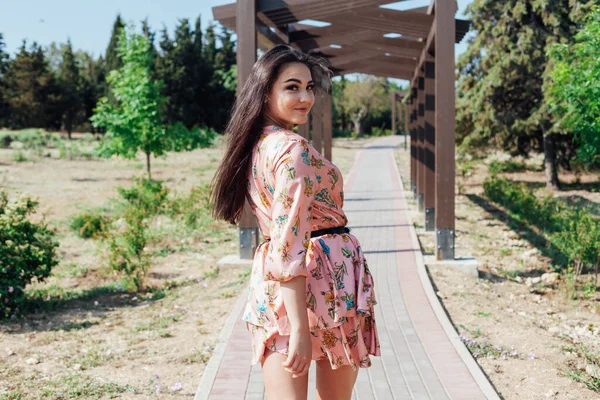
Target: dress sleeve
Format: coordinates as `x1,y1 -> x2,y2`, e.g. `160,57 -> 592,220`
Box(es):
263,138 -> 314,282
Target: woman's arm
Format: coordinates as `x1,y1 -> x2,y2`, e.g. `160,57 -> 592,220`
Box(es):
280,276 -> 311,378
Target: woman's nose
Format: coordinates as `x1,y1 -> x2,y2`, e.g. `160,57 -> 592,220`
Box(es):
300,89 -> 312,103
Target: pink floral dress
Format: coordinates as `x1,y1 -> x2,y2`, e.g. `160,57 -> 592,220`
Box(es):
243,125 -> 380,370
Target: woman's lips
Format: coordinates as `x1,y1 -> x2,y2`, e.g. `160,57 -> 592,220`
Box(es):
294,108 -> 309,114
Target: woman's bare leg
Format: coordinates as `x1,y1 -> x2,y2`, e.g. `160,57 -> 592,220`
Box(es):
315,359 -> 359,400
261,349 -> 309,400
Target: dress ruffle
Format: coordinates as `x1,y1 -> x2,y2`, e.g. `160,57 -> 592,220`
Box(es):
246,313 -> 380,371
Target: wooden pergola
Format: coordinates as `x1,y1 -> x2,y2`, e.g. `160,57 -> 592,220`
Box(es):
212,0 -> 470,261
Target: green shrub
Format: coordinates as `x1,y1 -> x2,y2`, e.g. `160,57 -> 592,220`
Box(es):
169,184 -> 212,226
106,206 -> 149,291
11,150 -> 28,162
70,212 -> 111,239
488,159 -> 527,175
0,132 -> 14,148
0,190 -> 60,319
370,127 -> 392,137
116,178 -> 169,215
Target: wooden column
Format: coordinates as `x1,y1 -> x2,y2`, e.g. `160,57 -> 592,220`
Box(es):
391,92 -> 397,136
403,100 -> 408,150
424,60 -> 436,231
298,121 -> 309,139
416,71 -> 425,212
410,85 -> 417,194
323,92 -> 333,161
435,0 -> 456,260
236,0 -> 258,260
312,93 -> 324,154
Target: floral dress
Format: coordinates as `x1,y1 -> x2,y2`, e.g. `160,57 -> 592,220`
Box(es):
243,125 -> 380,370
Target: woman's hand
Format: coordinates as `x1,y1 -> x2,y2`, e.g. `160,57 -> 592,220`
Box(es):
280,276 -> 311,378
283,326 -> 312,378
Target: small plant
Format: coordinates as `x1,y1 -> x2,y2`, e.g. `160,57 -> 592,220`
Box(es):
488,159 -> 527,175
11,150 -> 28,162
70,211 -> 111,239
116,178 -> 169,216
203,266 -> 220,279
0,190 -> 60,319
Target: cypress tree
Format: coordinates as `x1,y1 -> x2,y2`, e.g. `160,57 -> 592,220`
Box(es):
3,41 -> 61,129
0,33 -> 9,126
456,0 -> 595,189
105,14 -> 125,74
57,39 -> 81,139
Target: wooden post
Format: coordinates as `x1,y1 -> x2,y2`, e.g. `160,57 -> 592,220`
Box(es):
435,0 -> 456,260
323,92 -> 333,161
402,100 -> 408,150
237,0 -> 258,260
416,71 -> 425,212
424,60 -> 435,231
391,92 -> 396,136
312,93 -> 324,154
298,121 -> 309,139
410,85 -> 417,194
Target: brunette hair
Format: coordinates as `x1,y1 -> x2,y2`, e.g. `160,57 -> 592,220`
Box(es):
210,45 -> 332,224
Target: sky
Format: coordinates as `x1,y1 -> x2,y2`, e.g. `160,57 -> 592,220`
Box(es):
1,0 -> 473,79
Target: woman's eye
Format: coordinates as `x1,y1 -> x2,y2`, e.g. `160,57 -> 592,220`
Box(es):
286,85 -> 299,91
307,85 -> 314,91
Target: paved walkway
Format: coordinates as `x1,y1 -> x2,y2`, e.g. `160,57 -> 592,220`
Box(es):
196,136 -> 499,400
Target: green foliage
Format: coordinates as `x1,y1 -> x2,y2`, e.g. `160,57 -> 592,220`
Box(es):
338,75 -> 389,136
546,7 -> 600,167
168,184 -> 212,227
457,0 -> 596,171
11,150 -> 27,162
2,41 -> 62,129
0,190 -> 60,319
91,24 -> 214,180
104,14 -> 125,75
116,178 -> 169,216
57,39 -> 81,137
70,211 -> 110,239
483,177 -> 600,284
488,160 -> 527,175
106,204 -> 149,291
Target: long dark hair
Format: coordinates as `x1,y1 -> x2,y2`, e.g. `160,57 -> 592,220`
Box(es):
210,45 -> 331,224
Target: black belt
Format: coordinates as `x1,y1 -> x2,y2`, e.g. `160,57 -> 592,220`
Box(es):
310,226 -> 350,238
263,226 -> 349,242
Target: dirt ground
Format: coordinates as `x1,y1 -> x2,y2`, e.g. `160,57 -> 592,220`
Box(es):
395,148 -> 600,400
0,132 -> 372,399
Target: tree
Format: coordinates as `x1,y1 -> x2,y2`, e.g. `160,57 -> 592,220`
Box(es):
3,41 -> 61,129
0,33 -> 10,126
57,39 -> 81,138
340,75 -> 387,136
456,0 -> 595,189
77,52 -> 106,133
91,25 -> 215,180
546,7 -> 600,167
105,14 -> 125,75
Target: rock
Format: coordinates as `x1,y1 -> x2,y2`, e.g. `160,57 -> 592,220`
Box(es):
26,357 -> 39,365
525,277 -> 541,287
541,273 -> 559,285
73,363 -> 82,371
515,276 -> 523,283
545,389 -> 559,398
585,364 -> 600,379
6,348 -> 15,356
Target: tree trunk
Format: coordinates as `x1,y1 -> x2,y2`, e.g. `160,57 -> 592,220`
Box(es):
543,132 -> 560,190
352,117 -> 362,136
145,151 -> 151,181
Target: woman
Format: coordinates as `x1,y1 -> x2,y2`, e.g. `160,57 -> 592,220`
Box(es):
211,45 -> 380,400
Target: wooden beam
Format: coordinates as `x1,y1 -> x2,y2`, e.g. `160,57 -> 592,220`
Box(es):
416,70 -> 425,212
326,9 -> 433,39
312,93 -> 324,154
434,0 -> 456,260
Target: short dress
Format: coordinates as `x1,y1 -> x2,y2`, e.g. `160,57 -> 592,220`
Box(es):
243,125 -> 380,370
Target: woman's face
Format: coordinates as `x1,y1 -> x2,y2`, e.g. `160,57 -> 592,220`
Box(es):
264,62 -> 315,130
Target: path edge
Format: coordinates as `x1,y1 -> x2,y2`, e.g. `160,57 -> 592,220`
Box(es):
194,290 -> 248,400
391,149 -> 501,400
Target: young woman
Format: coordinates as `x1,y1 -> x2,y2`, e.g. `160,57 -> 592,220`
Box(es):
211,45 -> 380,400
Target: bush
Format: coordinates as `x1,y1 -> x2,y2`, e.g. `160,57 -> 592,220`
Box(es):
483,177 -> 600,283
168,184 -> 212,227
0,190 -> 60,319
116,178 -> 169,215
106,206 -> 149,291
70,212 -> 111,239
0,132 -> 14,148
11,150 -> 28,162
488,159 -> 527,174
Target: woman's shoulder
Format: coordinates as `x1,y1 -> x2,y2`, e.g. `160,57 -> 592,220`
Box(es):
262,125 -> 310,153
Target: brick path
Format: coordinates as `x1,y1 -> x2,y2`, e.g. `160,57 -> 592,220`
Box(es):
196,136 -> 499,400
